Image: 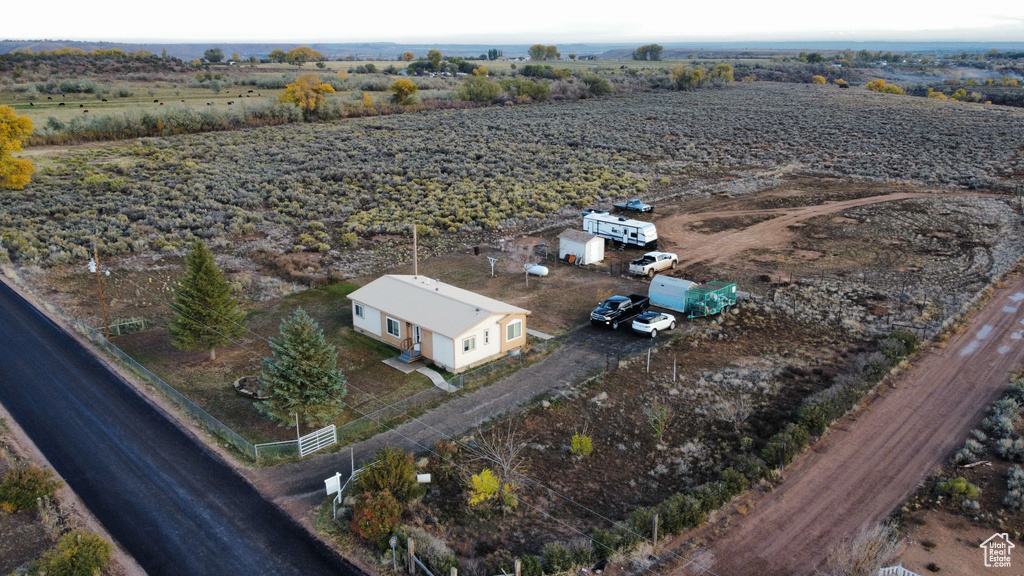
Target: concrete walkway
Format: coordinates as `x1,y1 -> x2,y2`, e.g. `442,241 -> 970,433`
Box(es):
416,367 -> 456,393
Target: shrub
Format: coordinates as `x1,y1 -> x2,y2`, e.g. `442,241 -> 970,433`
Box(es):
811,75 -> 826,85
1007,379 -> 1024,405
581,75 -> 613,96
658,492 -> 706,535
393,525 -> 459,575
357,446 -> 421,502
761,423 -> 810,468
591,529 -> 617,561
953,438 -> 986,464
935,477 -> 979,501
570,433 -> 593,457
991,398 -> 1021,419
983,415 -> 1016,439
0,466 -> 61,513
866,79 -> 905,95
541,542 -> 574,574
996,438 -> 1024,461
349,491 -> 401,546
28,530 -> 111,576
719,467 -> 749,498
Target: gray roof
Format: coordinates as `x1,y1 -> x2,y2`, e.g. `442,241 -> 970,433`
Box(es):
347,275 -> 530,339
558,229 -> 599,243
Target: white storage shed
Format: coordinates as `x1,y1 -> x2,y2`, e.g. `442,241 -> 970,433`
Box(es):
558,230 -> 604,265
649,275 -> 695,313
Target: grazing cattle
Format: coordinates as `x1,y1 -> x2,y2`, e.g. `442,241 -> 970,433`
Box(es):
160,102 -> 164,106
247,89 -> 253,93
207,102 -> 212,105
83,110 -> 88,113
102,98 -> 107,102
181,100 -> 185,102
227,101 -> 233,105
79,104 -> 84,108
153,99 -> 159,103
58,102 -> 65,107
238,94 -> 242,98
47,96 -> 52,100
29,102 -> 34,106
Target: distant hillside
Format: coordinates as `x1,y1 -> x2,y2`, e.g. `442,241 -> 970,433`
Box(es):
3,40 -> 1022,62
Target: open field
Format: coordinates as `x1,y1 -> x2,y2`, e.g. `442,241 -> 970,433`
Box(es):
4,76 -> 1024,574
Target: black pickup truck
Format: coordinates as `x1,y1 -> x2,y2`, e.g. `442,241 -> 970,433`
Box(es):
590,294 -> 651,329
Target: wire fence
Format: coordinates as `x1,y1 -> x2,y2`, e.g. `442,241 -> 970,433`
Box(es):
335,386 -> 446,444
74,320 -> 260,461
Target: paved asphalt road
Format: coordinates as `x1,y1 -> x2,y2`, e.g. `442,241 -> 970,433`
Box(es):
0,280 -> 360,576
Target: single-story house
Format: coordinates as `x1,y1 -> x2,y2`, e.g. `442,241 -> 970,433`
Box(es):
649,275 -> 695,313
347,275 -> 530,373
558,229 -> 604,265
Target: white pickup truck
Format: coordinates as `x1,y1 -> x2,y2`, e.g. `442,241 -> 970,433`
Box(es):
629,251 -> 678,277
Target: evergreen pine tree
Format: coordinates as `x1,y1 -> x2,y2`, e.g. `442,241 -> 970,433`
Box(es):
169,240 -> 246,360
258,308 -> 346,428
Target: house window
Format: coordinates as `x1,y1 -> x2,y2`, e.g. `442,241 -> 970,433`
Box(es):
506,320 -> 523,341
484,330 -> 489,345
386,317 -> 400,338
354,304 -> 364,319
463,336 -> 476,353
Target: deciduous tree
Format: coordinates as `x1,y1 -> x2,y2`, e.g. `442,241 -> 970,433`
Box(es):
528,44 -> 547,60
258,307 -> 347,428
427,49 -> 443,71
204,48 -> 224,63
0,105 -> 34,190
286,46 -> 324,66
169,240 -> 246,361
278,73 -> 335,120
811,75 -> 827,84
268,49 -> 287,63
390,78 -> 418,105
401,51 -> 415,62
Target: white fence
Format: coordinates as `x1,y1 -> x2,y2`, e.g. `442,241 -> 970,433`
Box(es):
878,565 -> 921,576
299,424 -> 337,457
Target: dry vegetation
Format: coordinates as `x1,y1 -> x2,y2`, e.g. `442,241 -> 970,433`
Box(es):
3,72 -> 1024,574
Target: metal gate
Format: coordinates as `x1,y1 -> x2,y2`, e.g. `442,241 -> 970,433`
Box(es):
299,424 -> 337,457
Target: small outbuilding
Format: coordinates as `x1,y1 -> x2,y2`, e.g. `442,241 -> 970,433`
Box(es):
649,275 -> 695,313
558,230 -> 604,265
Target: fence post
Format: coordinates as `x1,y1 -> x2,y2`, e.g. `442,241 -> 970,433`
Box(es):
451,568 -> 458,576
408,538 -> 415,575
515,559 -> 521,576
652,512 -> 659,548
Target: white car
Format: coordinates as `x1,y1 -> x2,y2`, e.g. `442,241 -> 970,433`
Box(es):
631,311 -> 676,338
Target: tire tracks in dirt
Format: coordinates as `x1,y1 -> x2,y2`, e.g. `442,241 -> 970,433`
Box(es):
670,273 -> 1024,575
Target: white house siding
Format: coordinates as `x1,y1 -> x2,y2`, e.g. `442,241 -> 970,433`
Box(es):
432,333 -> 456,372
453,319 -> 503,371
352,302 -> 382,337
559,238 -> 586,261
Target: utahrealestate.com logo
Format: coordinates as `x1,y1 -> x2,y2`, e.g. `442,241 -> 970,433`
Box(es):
981,533 -> 1015,568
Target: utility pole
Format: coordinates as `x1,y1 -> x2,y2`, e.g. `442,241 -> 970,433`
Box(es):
413,224 -> 418,276
92,245 -> 111,340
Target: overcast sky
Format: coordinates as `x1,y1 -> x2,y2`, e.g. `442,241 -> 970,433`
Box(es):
5,0 -> 1024,44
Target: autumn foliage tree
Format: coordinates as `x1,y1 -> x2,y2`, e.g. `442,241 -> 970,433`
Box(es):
278,73 -> 336,120
390,78 -> 418,105
401,51 -> 415,61
427,49 -> 443,71
268,49 -> 287,63
0,105 -> 34,190
811,75 -> 827,84
866,79 -> 905,95
286,46 -> 325,66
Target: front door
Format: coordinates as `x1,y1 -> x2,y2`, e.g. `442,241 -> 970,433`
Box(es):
412,325 -> 422,352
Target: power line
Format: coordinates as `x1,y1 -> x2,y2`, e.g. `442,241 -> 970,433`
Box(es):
102,267 -> 722,575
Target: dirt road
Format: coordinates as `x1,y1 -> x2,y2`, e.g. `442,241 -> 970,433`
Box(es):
657,192 -> 933,268
688,273 -> 1024,575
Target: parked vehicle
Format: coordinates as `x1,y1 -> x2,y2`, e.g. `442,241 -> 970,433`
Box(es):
629,251 -> 678,277
582,211 -> 658,249
590,294 -> 651,329
631,312 -> 676,338
612,199 -> 653,212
